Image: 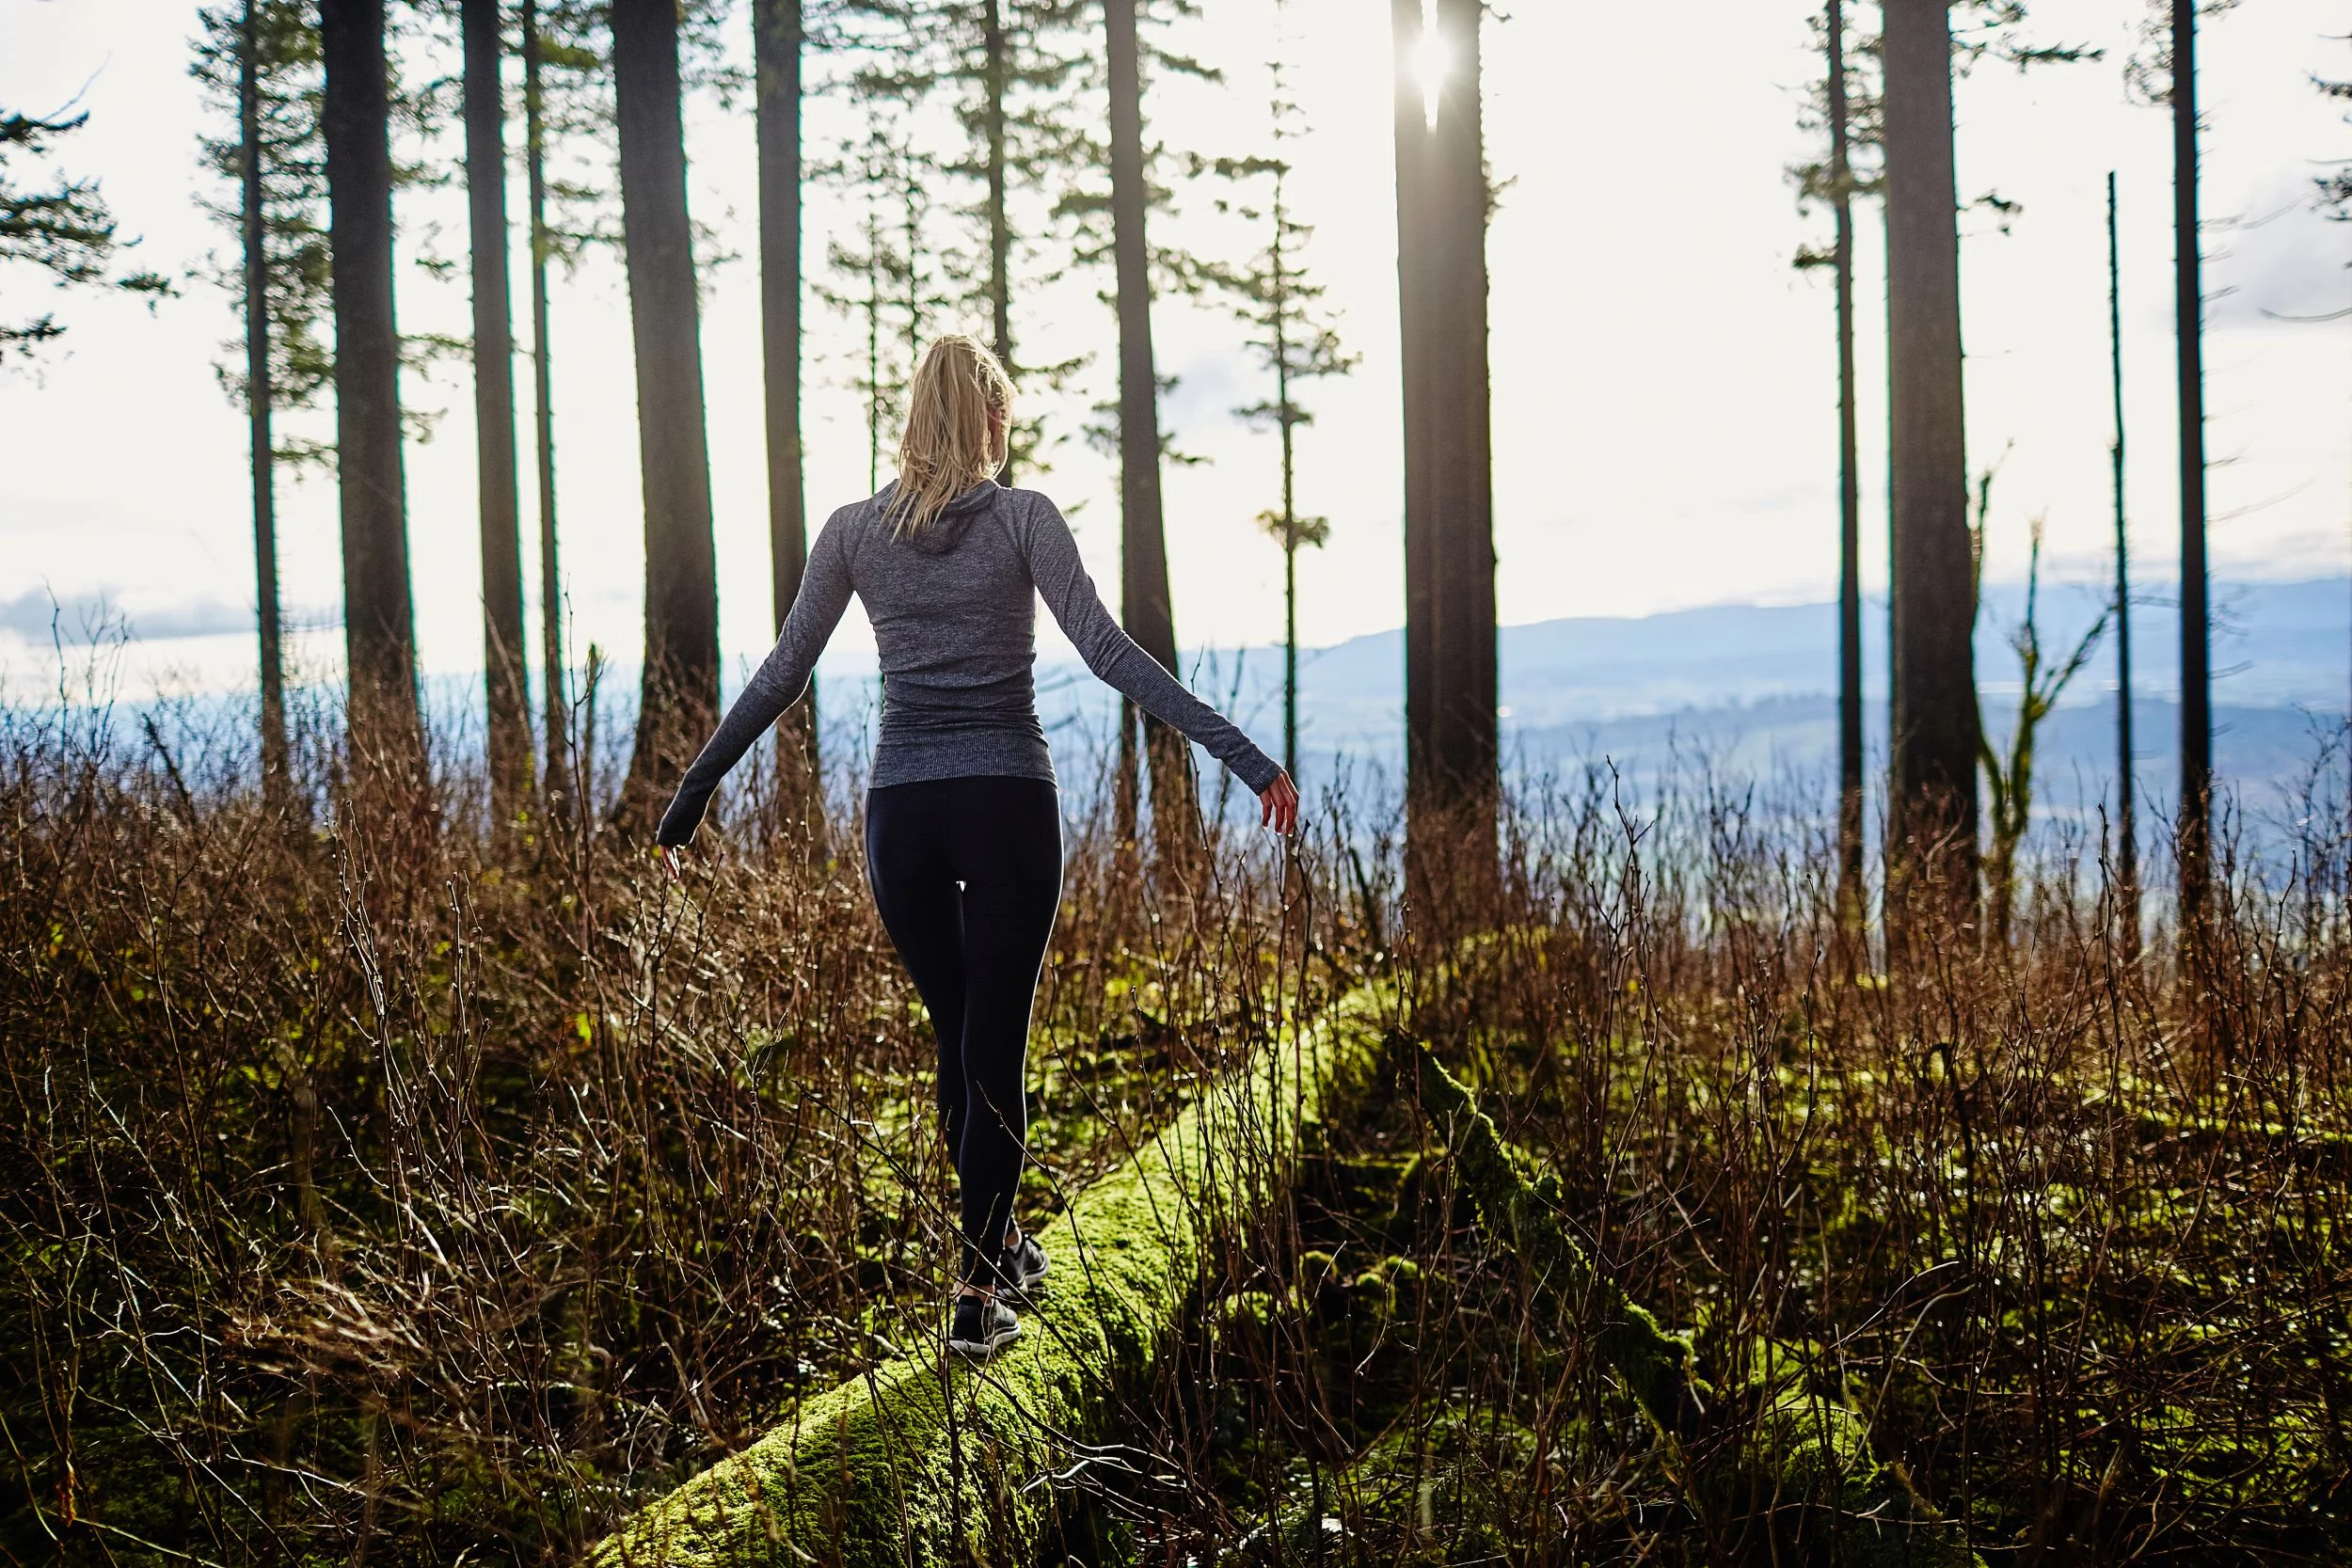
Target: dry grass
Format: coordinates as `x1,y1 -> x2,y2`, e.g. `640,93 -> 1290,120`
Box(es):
0,686 -> 1306,1563
3,685 -> 2347,1565
1118,761 -> 2352,1565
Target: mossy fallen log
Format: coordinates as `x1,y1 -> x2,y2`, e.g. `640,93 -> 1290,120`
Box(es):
592,988 -> 1394,1568
1406,1040 -> 1983,1568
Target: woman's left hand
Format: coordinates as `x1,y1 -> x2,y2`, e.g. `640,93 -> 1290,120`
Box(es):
1259,771 -> 1299,836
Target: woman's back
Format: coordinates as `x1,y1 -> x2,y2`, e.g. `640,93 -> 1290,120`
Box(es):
836,480 -> 1052,755
654,476 -> 1279,847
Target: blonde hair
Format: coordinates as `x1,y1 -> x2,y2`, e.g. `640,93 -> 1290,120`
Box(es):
891,334 -> 1012,533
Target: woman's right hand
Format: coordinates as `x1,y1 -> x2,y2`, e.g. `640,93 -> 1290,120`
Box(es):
1259,771 -> 1299,836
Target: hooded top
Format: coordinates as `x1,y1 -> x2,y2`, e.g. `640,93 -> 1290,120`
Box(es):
655,481 -> 1281,847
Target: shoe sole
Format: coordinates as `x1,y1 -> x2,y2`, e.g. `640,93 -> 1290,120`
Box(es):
948,1323 -> 1021,1361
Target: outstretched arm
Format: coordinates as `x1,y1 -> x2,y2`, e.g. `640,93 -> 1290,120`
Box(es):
656,518 -> 853,848
1023,498 -> 1288,806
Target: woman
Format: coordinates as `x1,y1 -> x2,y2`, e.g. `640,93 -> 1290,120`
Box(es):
655,334 -> 1297,1361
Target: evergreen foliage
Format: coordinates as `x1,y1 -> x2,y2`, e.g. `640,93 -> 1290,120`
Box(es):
837,0 -> 1091,479
815,101 -> 944,488
1204,55 -> 1352,785
0,107 -> 171,360
194,2 -> 333,460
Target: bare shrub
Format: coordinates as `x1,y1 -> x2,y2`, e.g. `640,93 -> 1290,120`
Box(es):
0,685 -> 1307,1563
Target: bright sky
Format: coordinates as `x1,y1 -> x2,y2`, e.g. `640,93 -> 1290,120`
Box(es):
2,0 -> 2347,705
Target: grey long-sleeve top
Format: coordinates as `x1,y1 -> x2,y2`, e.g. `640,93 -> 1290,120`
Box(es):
655,481 -> 1281,847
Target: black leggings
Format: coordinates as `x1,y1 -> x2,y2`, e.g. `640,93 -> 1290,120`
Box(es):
864,774 -> 1063,1285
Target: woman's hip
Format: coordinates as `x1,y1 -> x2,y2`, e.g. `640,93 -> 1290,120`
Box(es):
865,773 -> 1062,887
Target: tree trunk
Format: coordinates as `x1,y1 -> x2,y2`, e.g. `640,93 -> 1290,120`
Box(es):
1408,1042 -> 1981,1566
590,990 -> 1393,1567
1882,0 -> 1977,889
2172,0 -> 2212,922
1394,0 -> 1431,838
1114,698 -> 1140,855
241,0 -> 291,809
1104,0 -> 1198,852
613,0 -> 722,822
982,0 -> 1014,483
1276,183 -> 1299,786
1283,538 -> 1297,784
1392,0 -> 1498,898
523,0 -> 571,829
321,0 -> 423,777
755,0 -> 820,835
2109,170 -> 2139,961
464,0 -> 532,826
1830,0 -> 1864,924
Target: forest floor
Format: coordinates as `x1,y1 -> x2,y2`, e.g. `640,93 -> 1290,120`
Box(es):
4,704 -> 2349,1565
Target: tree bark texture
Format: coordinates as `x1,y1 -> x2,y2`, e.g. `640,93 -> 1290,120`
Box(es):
464,0 -> 532,822
2171,0 -> 2211,918
1881,0 -> 1978,880
2109,170 -> 2139,961
523,1 -> 571,825
1104,0 -> 1199,847
321,0 -> 423,767
241,1 -> 290,803
613,0 -> 722,816
1274,171 -> 1300,786
1391,0 -> 1498,882
983,0 -> 1014,452
1831,0 -> 1864,919
755,0 -> 819,828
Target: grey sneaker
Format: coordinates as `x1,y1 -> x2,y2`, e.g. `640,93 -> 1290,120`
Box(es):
1000,1229 -> 1049,1303
948,1294 -> 1020,1361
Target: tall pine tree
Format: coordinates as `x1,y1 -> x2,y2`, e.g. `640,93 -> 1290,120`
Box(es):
817,100 -> 939,486
523,0 -> 571,822
875,0 -> 1089,474
1392,0 -> 1498,886
1824,0 -> 1867,919
755,0 -> 822,831
244,2 -> 293,802
1102,0 -> 1200,847
613,0 -> 722,819
2108,169 -> 2139,959
2169,0 -> 2213,922
321,0 -> 425,778
1882,0 -> 1976,889
196,0 -> 330,805
515,0 -> 608,824
1216,60 -> 1351,786
464,0 -> 532,824
1793,0 -> 1885,924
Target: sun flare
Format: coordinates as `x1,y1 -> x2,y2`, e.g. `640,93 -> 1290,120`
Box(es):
1410,2 -> 1450,131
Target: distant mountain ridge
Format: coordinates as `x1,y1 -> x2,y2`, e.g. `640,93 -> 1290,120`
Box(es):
807,576 -> 2350,804
40,577 -> 2332,810
1253,577 -> 2351,736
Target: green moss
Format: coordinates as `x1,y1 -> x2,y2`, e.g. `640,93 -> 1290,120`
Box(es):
1406,1040 -> 1984,1568
1206,1288 -> 1279,1348
1406,1040 -> 1702,1440
592,988 -> 1395,1568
